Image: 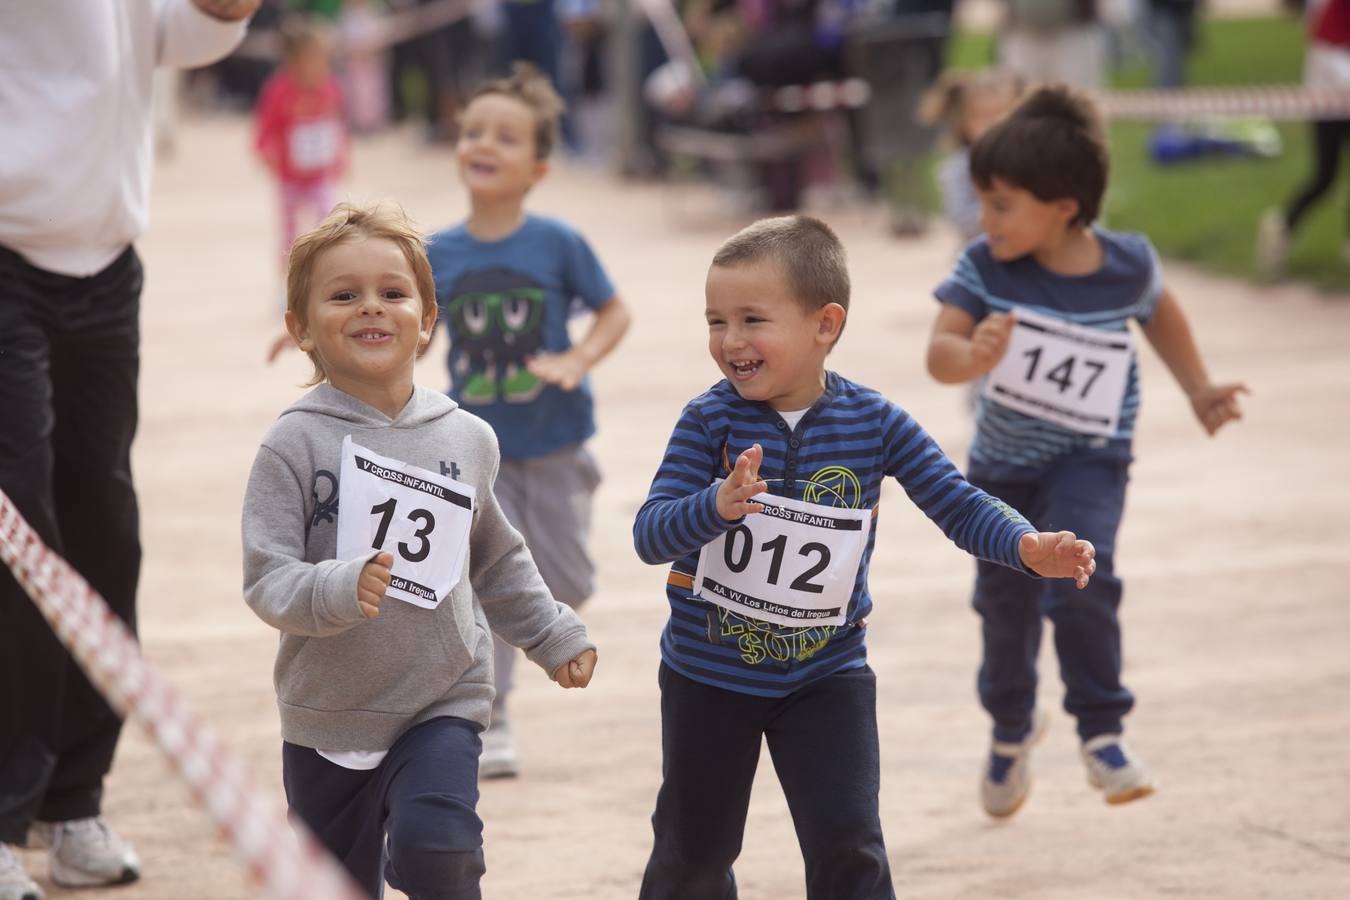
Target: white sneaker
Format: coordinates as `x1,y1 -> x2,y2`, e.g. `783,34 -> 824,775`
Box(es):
1081,734 -> 1156,805
980,709 -> 1049,819
0,843 -> 42,900
44,817 -> 140,888
479,721 -> 519,780
1256,207 -> 1289,279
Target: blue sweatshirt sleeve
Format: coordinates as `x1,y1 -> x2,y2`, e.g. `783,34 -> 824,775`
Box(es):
633,404 -> 736,565
882,403 -> 1036,572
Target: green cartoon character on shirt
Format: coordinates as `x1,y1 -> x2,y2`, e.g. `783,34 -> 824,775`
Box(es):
446,267 -> 546,406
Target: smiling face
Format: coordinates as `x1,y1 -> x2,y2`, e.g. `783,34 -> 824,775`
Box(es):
977,177 -> 1078,262
286,236 -> 436,407
705,261 -> 841,411
455,93 -> 548,202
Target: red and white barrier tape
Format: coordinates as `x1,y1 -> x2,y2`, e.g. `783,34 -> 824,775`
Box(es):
0,490 -> 367,900
1096,85 -> 1350,121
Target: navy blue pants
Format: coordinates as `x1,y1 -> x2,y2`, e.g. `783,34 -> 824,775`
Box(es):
283,717 -> 485,900
969,446 -> 1135,743
639,663 -> 894,900
0,244 -> 143,843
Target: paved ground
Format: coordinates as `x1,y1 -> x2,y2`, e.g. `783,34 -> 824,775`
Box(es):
11,114 -> 1349,899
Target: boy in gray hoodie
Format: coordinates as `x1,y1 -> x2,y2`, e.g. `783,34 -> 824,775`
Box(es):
242,201 -> 597,900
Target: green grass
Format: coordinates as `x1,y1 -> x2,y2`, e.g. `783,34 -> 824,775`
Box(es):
946,17 -> 1349,291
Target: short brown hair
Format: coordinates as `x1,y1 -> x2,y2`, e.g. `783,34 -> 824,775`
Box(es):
969,83 -> 1108,227
467,62 -> 566,160
287,202 -> 438,385
278,15 -> 330,61
712,215 -> 850,343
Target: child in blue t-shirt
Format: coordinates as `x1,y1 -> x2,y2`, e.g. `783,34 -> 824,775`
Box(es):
426,63 -> 630,778
635,214 -> 1098,898
927,84 -> 1248,818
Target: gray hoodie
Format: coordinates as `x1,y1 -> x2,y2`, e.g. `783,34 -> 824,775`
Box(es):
242,383 -> 593,751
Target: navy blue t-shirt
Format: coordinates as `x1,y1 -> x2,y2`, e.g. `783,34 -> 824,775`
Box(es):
427,215 -> 615,460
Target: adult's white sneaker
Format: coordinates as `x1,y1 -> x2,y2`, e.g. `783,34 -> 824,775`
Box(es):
0,843 -> 41,900
1256,208 -> 1290,280
43,817 -> 140,888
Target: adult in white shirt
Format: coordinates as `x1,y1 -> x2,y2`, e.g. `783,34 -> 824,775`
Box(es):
0,3 -> 258,898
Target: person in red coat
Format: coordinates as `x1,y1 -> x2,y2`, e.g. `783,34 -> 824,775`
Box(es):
255,19 -> 349,279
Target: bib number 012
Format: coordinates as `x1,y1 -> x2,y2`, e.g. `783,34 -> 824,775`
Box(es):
692,491 -> 872,629
722,526 -> 830,594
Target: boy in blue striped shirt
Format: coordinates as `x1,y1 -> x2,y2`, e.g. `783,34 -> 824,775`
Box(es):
634,214 -> 1098,899
929,85 -> 1247,818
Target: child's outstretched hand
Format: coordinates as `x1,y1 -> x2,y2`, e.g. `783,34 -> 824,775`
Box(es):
527,350 -> 589,391
554,649 -> 597,688
716,443 -> 767,521
1189,382 -> 1249,435
969,312 -> 1016,375
358,551 -> 394,618
1018,531 -> 1096,590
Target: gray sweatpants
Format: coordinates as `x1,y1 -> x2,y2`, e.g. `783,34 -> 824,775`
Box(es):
491,443 -> 601,714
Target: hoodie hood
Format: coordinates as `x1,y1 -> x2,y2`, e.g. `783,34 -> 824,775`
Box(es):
281,383 -> 459,429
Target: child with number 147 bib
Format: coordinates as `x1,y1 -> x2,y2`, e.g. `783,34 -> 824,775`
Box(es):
927,85 -> 1247,819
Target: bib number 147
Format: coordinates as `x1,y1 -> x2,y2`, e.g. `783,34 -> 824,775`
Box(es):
982,308 -> 1134,437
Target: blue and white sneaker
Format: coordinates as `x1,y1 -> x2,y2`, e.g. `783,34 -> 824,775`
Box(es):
1081,734 -> 1156,805
980,710 -> 1049,819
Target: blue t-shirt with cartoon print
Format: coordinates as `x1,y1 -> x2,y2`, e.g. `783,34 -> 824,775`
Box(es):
427,214 -> 616,460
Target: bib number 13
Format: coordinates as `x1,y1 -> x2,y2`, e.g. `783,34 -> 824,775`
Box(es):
369,498 -> 434,563
723,526 -> 830,593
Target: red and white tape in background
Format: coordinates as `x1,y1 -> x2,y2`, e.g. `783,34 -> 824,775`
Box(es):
1095,86 -> 1350,121
0,489 -> 367,900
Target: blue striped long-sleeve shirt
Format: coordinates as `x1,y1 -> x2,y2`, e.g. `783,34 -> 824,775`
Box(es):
633,372 -> 1038,697
934,229 -> 1163,476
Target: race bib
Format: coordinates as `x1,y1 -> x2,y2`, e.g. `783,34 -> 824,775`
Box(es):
335,436 -> 474,610
983,308 -> 1134,436
288,118 -> 340,171
693,492 -> 872,628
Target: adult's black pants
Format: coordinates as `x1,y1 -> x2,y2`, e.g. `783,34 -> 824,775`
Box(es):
0,243 -> 142,843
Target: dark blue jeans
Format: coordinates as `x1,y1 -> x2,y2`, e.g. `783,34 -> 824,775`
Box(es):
283,717 -> 485,900
969,446 -> 1135,744
639,663 -> 894,900
0,244 -> 143,843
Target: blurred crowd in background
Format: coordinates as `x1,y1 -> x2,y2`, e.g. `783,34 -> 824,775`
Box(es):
162,0 -> 1347,267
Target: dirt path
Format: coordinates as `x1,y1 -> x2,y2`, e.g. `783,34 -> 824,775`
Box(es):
16,115 -> 1348,899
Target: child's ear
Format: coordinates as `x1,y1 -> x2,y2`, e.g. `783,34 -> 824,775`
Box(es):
816,302 -> 846,344
1054,196 -> 1080,225
284,309 -> 315,352
532,158 -> 550,184
417,304 -> 438,353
